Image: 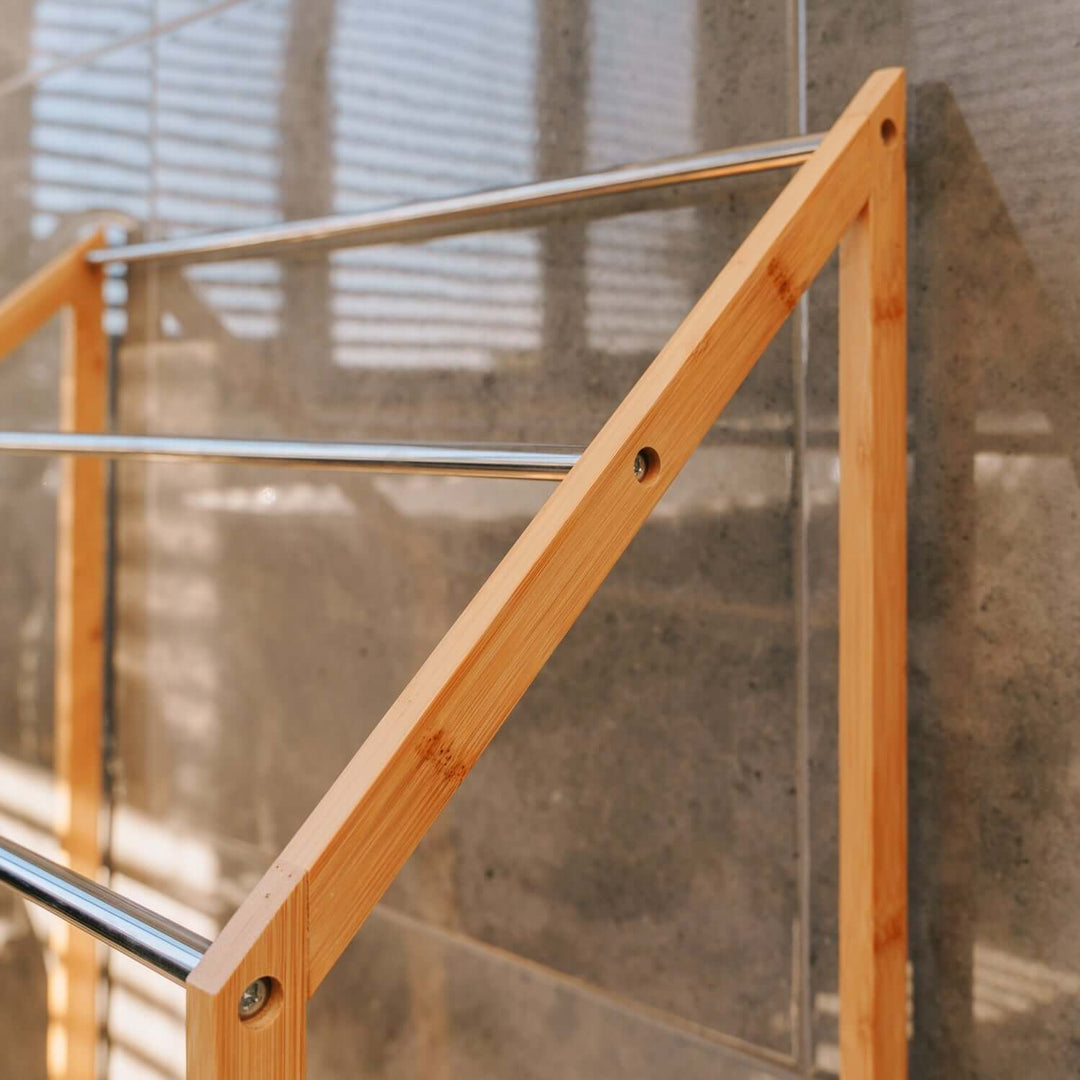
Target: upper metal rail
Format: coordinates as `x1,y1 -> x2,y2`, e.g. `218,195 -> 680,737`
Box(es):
0,432 -> 582,480
0,835 -> 210,985
88,134 -> 823,266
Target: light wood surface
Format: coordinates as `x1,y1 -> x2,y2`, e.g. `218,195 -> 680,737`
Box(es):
187,862 -> 307,1080
50,234 -> 108,1080
0,233 -> 104,360
0,231 -> 109,1078
839,76 -> 908,1079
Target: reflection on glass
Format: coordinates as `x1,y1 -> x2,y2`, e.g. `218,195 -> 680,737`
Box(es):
12,1 -> 807,1075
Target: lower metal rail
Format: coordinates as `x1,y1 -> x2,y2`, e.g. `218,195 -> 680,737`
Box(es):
0,836 -> 210,985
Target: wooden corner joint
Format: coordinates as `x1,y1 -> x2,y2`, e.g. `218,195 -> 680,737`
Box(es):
0,228 -> 106,362
186,860 -> 308,1080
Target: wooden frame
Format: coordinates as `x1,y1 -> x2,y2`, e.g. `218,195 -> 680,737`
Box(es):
0,231 -> 108,1079
188,66 -> 907,1078
0,67 -> 906,1079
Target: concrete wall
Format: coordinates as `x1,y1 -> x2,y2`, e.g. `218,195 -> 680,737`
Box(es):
0,1 -> 1078,1076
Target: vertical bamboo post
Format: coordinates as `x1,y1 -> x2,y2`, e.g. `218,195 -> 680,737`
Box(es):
186,861 -> 308,1079
838,79 -> 908,1078
50,239 -> 107,1080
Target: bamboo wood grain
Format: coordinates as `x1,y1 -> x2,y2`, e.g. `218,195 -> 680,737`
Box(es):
186,862 -> 307,1079
0,233 -> 104,360
284,68 -> 904,992
0,68 -> 906,1080
839,78 -> 908,1079
50,235 -> 108,1080
186,68 -> 907,1078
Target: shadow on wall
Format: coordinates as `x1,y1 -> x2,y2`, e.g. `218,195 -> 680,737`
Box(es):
3,66 -> 1080,1080
908,80 -> 1080,1079
0,892 -> 47,1078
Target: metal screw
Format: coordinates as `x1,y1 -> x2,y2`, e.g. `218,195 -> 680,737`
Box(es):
633,452 -> 647,481
238,977 -> 271,1021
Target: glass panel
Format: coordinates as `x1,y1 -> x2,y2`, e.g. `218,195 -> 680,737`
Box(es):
0,0 -> 810,1076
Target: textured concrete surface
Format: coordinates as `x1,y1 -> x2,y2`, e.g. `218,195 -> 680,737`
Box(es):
0,1 -> 1078,1078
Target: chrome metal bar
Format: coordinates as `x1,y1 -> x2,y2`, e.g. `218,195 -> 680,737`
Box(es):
0,432 -> 582,480
0,835 -> 210,985
88,134 -> 824,266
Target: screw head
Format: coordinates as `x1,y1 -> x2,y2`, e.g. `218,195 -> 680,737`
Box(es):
633,452 -> 648,481
238,977 -> 271,1021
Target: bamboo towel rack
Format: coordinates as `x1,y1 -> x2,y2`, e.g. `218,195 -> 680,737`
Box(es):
0,68 -> 907,1079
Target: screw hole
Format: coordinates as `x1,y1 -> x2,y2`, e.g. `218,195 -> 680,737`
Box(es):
238,976 -> 281,1025
880,118 -> 897,146
633,447 -> 660,484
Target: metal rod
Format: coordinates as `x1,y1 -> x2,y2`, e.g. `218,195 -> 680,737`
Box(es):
0,432 -> 582,480
0,835 -> 210,985
88,134 -> 823,266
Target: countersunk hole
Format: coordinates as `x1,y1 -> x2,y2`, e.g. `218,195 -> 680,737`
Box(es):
238,976 -> 282,1028
633,446 -> 660,485
880,118 -> 897,145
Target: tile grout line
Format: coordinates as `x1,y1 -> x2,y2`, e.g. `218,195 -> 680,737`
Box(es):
0,0 -> 255,100
788,0 -> 815,1073
371,902 -> 803,1080
104,2 -> 168,1073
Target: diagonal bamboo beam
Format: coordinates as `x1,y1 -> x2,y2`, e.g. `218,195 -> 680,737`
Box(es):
0,233 -> 103,360
187,67 -> 906,1079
